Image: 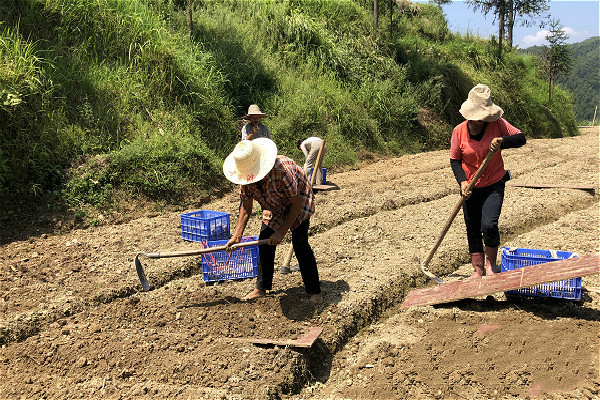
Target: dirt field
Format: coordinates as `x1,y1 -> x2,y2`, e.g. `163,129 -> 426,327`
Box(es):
0,127 -> 598,400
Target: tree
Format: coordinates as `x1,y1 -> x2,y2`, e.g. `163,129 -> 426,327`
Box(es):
540,19 -> 572,106
467,0 -> 549,58
466,0 -> 506,60
187,0 -> 193,38
374,0 -> 379,32
506,0 -> 549,48
389,0 -> 394,36
374,0 -> 396,37
171,0 -> 194,38
430,0 -> 452,6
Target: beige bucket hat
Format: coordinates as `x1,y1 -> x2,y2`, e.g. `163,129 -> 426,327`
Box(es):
459,84 -> 504,122
243,104 -> 268,119
223,138 -> 277,185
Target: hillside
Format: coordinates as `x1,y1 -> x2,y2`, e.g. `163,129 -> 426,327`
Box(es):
0,127 -> 597,399
521,36 -> 600,122
1,0 -> 578,228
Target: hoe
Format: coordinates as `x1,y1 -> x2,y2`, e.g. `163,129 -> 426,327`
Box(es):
420,148 -> 497,284
135,239 -> 268,291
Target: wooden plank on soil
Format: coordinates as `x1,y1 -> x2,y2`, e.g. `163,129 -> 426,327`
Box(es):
507,182 -> 596,194
401,255 -> 600,309
583,287 -> 600,294
233,326 -> 323,348
313,183 -> 339,192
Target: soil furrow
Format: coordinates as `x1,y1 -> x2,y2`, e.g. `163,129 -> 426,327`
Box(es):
0,128 -> 598,399
0,181 -> 594,347
297,196 -> 600,400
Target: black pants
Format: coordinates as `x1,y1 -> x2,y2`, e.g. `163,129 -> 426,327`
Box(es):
462,179 -> 505,253
256,219 -> 321,295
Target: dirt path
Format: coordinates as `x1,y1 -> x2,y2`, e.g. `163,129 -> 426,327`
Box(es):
0,127 -> 598,399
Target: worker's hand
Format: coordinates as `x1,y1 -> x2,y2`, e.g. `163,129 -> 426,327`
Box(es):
268,230 -> 285,246
489,137 -> 503,152
460,181 -> 472,199
247,124 -> 259,140
225,236 -> 241,251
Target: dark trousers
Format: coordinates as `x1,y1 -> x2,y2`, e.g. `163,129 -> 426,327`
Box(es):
462,179 -> 505,253
256,219 -> 321,295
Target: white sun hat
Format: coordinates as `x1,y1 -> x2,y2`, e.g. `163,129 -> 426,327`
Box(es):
223,138 -> 277,185
459,84 -> 504,122
243,104 -> 268,119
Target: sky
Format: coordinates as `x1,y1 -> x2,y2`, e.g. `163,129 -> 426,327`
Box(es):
414,0 -> 600,48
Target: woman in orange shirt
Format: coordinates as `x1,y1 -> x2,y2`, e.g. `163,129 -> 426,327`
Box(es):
450,84 -> 526,279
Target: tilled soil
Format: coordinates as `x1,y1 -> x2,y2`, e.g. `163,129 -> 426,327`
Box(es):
0,127 -> 598,399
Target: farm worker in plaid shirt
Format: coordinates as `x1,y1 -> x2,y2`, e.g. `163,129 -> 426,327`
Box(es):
223,138 -> 323,303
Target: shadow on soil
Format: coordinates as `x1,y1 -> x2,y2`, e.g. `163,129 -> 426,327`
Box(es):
280,279 -> 350,321
173,280 -> 349,319
177,295 -> 243,309
434,296 -> 600,321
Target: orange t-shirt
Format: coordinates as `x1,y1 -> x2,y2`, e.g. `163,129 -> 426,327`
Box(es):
450,118 -> 521,188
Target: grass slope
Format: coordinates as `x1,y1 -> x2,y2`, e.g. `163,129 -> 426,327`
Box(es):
0,0 -> 578,227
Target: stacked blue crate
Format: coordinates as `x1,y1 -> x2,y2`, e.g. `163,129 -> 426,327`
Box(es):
200,236 -> 259,282
501,247 -> 582,301
309,167 -> 327,184
180,210 -> 230,242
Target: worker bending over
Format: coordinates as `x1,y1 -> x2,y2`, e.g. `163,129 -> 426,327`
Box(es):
297,137 -> 325,185
224,138 -> 323,303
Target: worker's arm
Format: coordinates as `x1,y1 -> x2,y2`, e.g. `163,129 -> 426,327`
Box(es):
246,121 -> 260,140
268,194 -> 303,245
300,142 -> 309,158
450,158 -> 473,199
226,197 -> 253,248
460,180 -> 472,199
500,132 -> 526,149
497,119 -> 525,149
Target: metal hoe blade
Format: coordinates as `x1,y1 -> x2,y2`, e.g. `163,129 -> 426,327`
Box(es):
420,263 -> 444,284
135,254 -> 150,291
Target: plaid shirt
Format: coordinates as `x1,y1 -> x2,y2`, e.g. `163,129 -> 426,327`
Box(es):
240,155 -> 314,231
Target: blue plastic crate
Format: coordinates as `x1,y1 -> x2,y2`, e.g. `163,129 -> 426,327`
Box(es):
200,236 -> 259,282
181,210 -> 230,243
501,247 -> 581,301
309,167 -> 327,184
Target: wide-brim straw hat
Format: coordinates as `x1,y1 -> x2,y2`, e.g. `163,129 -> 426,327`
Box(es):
223,138 -> 277,185
459,84 -> 504,122
243,104 -> 268,119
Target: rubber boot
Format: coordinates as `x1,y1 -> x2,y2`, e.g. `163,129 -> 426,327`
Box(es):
469,252 -> 485,279
485,246 -> 498,276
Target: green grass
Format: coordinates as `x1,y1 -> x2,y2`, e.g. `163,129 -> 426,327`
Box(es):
0,0 -> 579,225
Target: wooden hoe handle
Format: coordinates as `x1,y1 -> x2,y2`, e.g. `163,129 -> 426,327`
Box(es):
139,239 -> 269,259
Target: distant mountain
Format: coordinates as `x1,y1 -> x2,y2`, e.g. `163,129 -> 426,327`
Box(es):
521,36 -> 600,122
